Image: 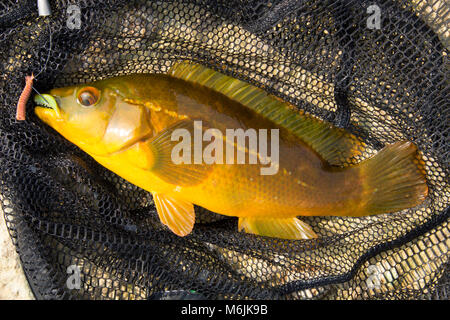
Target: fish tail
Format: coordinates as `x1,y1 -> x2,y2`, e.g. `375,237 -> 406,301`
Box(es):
357,141 -> 428,216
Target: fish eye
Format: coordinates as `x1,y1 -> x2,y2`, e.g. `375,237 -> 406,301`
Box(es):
77,87 -> 100,107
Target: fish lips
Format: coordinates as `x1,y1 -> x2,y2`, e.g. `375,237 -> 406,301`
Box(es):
34,93 -> 62,119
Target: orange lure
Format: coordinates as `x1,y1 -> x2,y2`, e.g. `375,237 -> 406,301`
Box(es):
16,74 -> 35,121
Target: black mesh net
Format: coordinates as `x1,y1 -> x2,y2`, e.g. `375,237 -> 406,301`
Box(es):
0,0 -> 448,300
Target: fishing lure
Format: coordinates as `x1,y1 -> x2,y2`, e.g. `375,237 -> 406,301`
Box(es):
16,74 -> 35,121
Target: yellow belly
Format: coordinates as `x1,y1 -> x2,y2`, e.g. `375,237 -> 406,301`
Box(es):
92,136 -> 361,220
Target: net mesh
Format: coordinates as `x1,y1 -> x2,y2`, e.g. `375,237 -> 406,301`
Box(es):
0,0 -> 448,300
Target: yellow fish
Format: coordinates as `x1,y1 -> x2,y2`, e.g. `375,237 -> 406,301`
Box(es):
33,62 -> 428,240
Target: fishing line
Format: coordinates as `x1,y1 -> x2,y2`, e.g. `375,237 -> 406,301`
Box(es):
16,5 -> 53,121
33,23 -> 53,80
30,22 -> 53,105
32,86 -> 50,105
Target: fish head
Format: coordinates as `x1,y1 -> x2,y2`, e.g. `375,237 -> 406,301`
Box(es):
34,78 -> 154,157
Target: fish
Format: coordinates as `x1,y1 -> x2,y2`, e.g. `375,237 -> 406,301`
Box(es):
33,61 -> 428,240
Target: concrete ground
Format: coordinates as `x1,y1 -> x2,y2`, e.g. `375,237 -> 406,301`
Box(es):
0,205 -> 34,300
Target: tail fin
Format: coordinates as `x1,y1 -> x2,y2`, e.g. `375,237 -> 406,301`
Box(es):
359,141 -> 428,215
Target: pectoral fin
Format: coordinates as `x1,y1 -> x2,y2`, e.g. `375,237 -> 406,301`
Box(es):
238,217 -> 318,240
147,120 -> 212,186
153,193 -> 195,236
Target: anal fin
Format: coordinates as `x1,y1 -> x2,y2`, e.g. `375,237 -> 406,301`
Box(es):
238,217 -> 318,240
153,193 -> 195,236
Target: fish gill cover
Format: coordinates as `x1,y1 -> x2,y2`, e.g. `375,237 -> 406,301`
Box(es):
0,0 -> 448,299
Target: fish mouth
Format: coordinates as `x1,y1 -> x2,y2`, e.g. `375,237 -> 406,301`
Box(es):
34,94 -> 62,118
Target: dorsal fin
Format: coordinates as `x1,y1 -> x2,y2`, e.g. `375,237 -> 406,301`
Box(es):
168,61 -> 364,165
